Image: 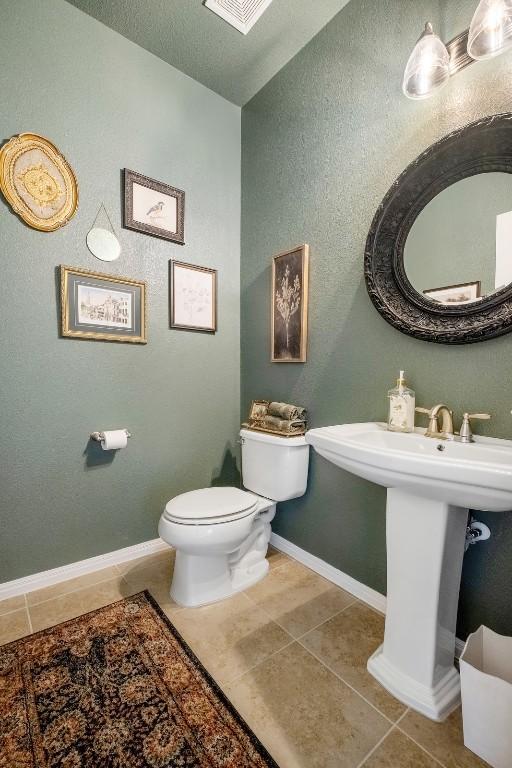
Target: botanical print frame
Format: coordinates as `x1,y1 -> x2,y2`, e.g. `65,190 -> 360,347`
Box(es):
60,266 -> 147,343
169,260 -> 217,333
123,169 -> 185,244
0,133 -> 78,231
423,280 -> 481,305
271,244 -> 309,362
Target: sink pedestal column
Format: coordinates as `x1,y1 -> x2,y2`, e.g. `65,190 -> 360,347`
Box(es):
367,488 -> 468,721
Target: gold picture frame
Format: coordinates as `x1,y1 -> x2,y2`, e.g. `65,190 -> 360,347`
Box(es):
60,266 -> 147,344
0,133 -> 78,231
271,244 -> 309,362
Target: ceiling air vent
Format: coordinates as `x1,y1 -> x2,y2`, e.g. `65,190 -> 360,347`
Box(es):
204,0 -> 274,34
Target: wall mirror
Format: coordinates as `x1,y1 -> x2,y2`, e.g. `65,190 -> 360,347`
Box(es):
365,113 -> 512,344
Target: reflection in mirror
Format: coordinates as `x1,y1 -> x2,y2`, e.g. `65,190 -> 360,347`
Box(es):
404,173 -> 512,305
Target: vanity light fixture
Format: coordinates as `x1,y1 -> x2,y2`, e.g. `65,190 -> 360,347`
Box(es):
404,0 -> 512,99
402,23 -> 450,100
468,0 -> 512,60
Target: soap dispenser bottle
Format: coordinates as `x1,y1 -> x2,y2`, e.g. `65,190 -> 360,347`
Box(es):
388,370 -> 415,433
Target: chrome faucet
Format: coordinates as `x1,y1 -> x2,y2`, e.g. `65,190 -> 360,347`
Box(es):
415,404 -> 455,440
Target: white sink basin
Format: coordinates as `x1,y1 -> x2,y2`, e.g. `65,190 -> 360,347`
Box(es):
306,422 -> 512,511
306,422 -> 512,722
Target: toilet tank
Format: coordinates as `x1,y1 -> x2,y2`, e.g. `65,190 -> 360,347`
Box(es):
240,428 -> 309,501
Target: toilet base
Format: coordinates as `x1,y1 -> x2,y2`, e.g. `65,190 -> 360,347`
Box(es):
170,551 -> 269,608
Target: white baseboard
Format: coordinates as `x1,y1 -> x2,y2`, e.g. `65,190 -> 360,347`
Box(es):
0,531 -> 469,660
0,538 -> 170,601
270,532 -> 387,613
270,532 -> 466,658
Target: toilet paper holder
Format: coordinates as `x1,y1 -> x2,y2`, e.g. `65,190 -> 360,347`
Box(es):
90,429 -> 132,442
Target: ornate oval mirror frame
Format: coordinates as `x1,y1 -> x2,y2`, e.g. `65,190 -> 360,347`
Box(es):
365,113 -> 512,344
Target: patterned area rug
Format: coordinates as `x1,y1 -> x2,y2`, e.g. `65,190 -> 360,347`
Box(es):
0,591 -> 278,767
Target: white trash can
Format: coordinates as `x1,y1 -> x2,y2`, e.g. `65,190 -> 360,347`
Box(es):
460,626 -> 512,768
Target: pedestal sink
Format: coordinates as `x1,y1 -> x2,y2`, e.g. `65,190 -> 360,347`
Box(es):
306,422 -> 512,721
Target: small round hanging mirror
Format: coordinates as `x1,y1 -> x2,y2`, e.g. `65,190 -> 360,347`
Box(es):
86,204 -> 121,262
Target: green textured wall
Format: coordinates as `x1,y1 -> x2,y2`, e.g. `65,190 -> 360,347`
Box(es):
0,0 -> 241,582
241,0 -> 512,639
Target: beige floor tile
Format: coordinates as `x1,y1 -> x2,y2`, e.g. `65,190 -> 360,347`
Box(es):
399,708 -> 490,768
266,546 -> 290,570
28,578 -> 126,632
244,560 -> 355,637
120,550 -> 181,615
115,547 -> 174,575
171,591 -> 291,686
225,642 -> 390,768
301,602 -> 405,721
0,594 -> 26,616
362,728 -> 439,767
26,566 -> 120,606
0,608 -> 31,646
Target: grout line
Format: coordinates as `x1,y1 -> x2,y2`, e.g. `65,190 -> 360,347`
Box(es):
230,599 -> 359,682
395,722 -> 448,768
356,724 -> 397,768
24,594 -> 33,634
24,572 -> 126,609
296,641 -> 399,726
241,575 -> 359,639
225,637 -> 298,687
293,599 -> 359,642
356,710 -> 410,768
0,605 -> 30,620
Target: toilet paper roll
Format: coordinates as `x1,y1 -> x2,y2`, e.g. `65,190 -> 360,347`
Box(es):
101,430 -> 128,450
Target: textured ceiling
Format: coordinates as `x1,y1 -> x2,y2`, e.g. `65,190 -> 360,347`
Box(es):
65,0 -> 351,105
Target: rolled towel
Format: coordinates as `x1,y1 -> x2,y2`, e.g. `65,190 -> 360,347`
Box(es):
249,400 -> 269,421
259,415 -> 306,434
268,401 -> 307,421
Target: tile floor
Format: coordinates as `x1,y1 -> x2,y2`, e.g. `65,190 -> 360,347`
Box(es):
0,547 -> 489,768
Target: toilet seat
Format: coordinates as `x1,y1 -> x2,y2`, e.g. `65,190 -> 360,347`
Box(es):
164,487 -> 258,525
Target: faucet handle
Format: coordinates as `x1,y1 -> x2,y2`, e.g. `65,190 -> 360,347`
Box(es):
415,406 -> 432,415
459,412 -> 491,443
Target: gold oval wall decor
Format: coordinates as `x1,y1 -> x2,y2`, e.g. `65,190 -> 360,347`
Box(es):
0,133 -> 78,231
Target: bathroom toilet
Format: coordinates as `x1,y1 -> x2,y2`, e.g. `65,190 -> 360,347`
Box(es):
158,428 -> 309,607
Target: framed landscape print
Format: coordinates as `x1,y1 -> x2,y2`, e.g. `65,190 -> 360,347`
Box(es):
123,169 -> 185,244
271,244 -> 309,362
60,266 -> 146,343
423,280 -> 481,305
170,261 -> 217,333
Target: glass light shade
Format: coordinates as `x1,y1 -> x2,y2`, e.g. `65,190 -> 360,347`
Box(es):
468,0 -> 512,59
403,22 -> 450,100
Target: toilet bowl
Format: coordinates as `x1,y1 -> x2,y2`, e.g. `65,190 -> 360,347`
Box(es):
158,428 -> 309,607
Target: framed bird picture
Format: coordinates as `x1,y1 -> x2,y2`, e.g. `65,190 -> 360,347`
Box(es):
123,169 -> 185,245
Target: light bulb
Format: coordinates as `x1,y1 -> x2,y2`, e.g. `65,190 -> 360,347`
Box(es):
468,0 -> 512,60
403,23 -> 450,100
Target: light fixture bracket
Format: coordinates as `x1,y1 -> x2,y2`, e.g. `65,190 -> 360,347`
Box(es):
446,28 -> 474,74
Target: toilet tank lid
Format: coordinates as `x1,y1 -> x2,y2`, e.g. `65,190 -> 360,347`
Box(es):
165,487 -> 257,521
240,428 -> 307,446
